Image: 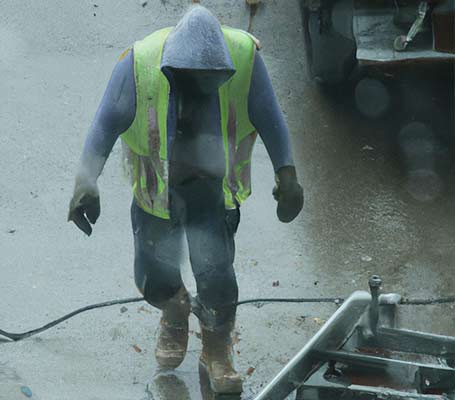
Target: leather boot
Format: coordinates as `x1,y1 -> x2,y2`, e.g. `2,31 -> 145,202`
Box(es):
155,288 -> 191,369
199,321 -> 243,394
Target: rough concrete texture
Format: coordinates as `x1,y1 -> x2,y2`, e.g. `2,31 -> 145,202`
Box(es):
1,1 -> 454,399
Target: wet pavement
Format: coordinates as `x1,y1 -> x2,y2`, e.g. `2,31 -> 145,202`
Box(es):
1,1 -> 454,399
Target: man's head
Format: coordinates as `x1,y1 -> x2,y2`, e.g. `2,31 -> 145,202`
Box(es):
161,5 -> 235,94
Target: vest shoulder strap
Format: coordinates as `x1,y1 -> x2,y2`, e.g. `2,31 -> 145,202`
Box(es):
121,28 -> 172,156
221,27 -> 257,142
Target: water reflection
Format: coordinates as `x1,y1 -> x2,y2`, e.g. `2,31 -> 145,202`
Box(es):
152,366 -> 242,400
198,364 -> 242,400
153,372 -> 192,399
397,121 -> 449,202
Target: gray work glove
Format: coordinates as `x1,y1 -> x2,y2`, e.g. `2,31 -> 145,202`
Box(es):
273,166 -> 304,223
68,177 -> 100,236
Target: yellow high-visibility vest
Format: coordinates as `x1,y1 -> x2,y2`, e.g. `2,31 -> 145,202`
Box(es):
121,27 -> 257,219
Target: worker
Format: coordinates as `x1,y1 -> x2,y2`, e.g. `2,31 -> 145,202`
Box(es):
68,5 -> 303,394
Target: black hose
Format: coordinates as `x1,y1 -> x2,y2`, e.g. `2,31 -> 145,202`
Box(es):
0,297 -> 144,342
1,294 -> 455,342
0,296 -> 343,342
236,297 -> 344,306
400,296 -> 455,306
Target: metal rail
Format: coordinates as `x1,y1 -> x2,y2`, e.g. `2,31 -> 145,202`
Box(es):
253,276 -> 455,400
253,291 -> 372,400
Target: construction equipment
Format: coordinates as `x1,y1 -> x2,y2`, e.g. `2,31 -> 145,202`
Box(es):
300,0 -> 455,84
300,0 -> 454,202
254,276 -> 455,400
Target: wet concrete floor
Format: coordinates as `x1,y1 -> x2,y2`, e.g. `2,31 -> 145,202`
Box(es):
0,1 -> 454,399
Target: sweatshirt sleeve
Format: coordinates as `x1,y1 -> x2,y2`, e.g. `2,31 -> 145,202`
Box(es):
78,50 -> 136,181
247,51 -> 295,172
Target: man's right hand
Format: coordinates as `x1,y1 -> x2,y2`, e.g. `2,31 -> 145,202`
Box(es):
68,178 -> 100,236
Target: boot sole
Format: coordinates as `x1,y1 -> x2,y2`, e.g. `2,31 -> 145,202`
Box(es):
199,358 -> 243,394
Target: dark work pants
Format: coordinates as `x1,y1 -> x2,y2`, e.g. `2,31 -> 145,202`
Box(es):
131,177 -> 240,329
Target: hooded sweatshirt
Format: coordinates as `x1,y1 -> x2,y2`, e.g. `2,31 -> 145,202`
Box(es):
161,7 -> 236,184
78,6 -> 294,189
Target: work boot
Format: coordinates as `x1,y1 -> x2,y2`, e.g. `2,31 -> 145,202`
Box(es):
155,288 -> 191,369
199,321 -> 243,394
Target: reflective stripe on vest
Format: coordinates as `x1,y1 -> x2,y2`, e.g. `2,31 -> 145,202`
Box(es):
121,26 -> 257,219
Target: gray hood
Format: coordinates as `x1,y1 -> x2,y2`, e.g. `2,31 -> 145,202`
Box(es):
161,6 -> 235,91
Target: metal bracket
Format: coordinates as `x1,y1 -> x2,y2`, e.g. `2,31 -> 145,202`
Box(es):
394,1 -> 430,52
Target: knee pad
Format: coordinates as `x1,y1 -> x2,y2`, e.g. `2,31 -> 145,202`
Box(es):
134,252 -> 183,307
143,277 -> 182,307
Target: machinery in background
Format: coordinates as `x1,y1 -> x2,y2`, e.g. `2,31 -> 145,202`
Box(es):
300,0 -> 454,85
299,0 -> 455,202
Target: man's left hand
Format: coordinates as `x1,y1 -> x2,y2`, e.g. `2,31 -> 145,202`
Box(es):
273,166 -> 304,223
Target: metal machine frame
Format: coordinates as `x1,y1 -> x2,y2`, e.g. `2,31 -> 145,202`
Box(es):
254,277 -> 455,400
